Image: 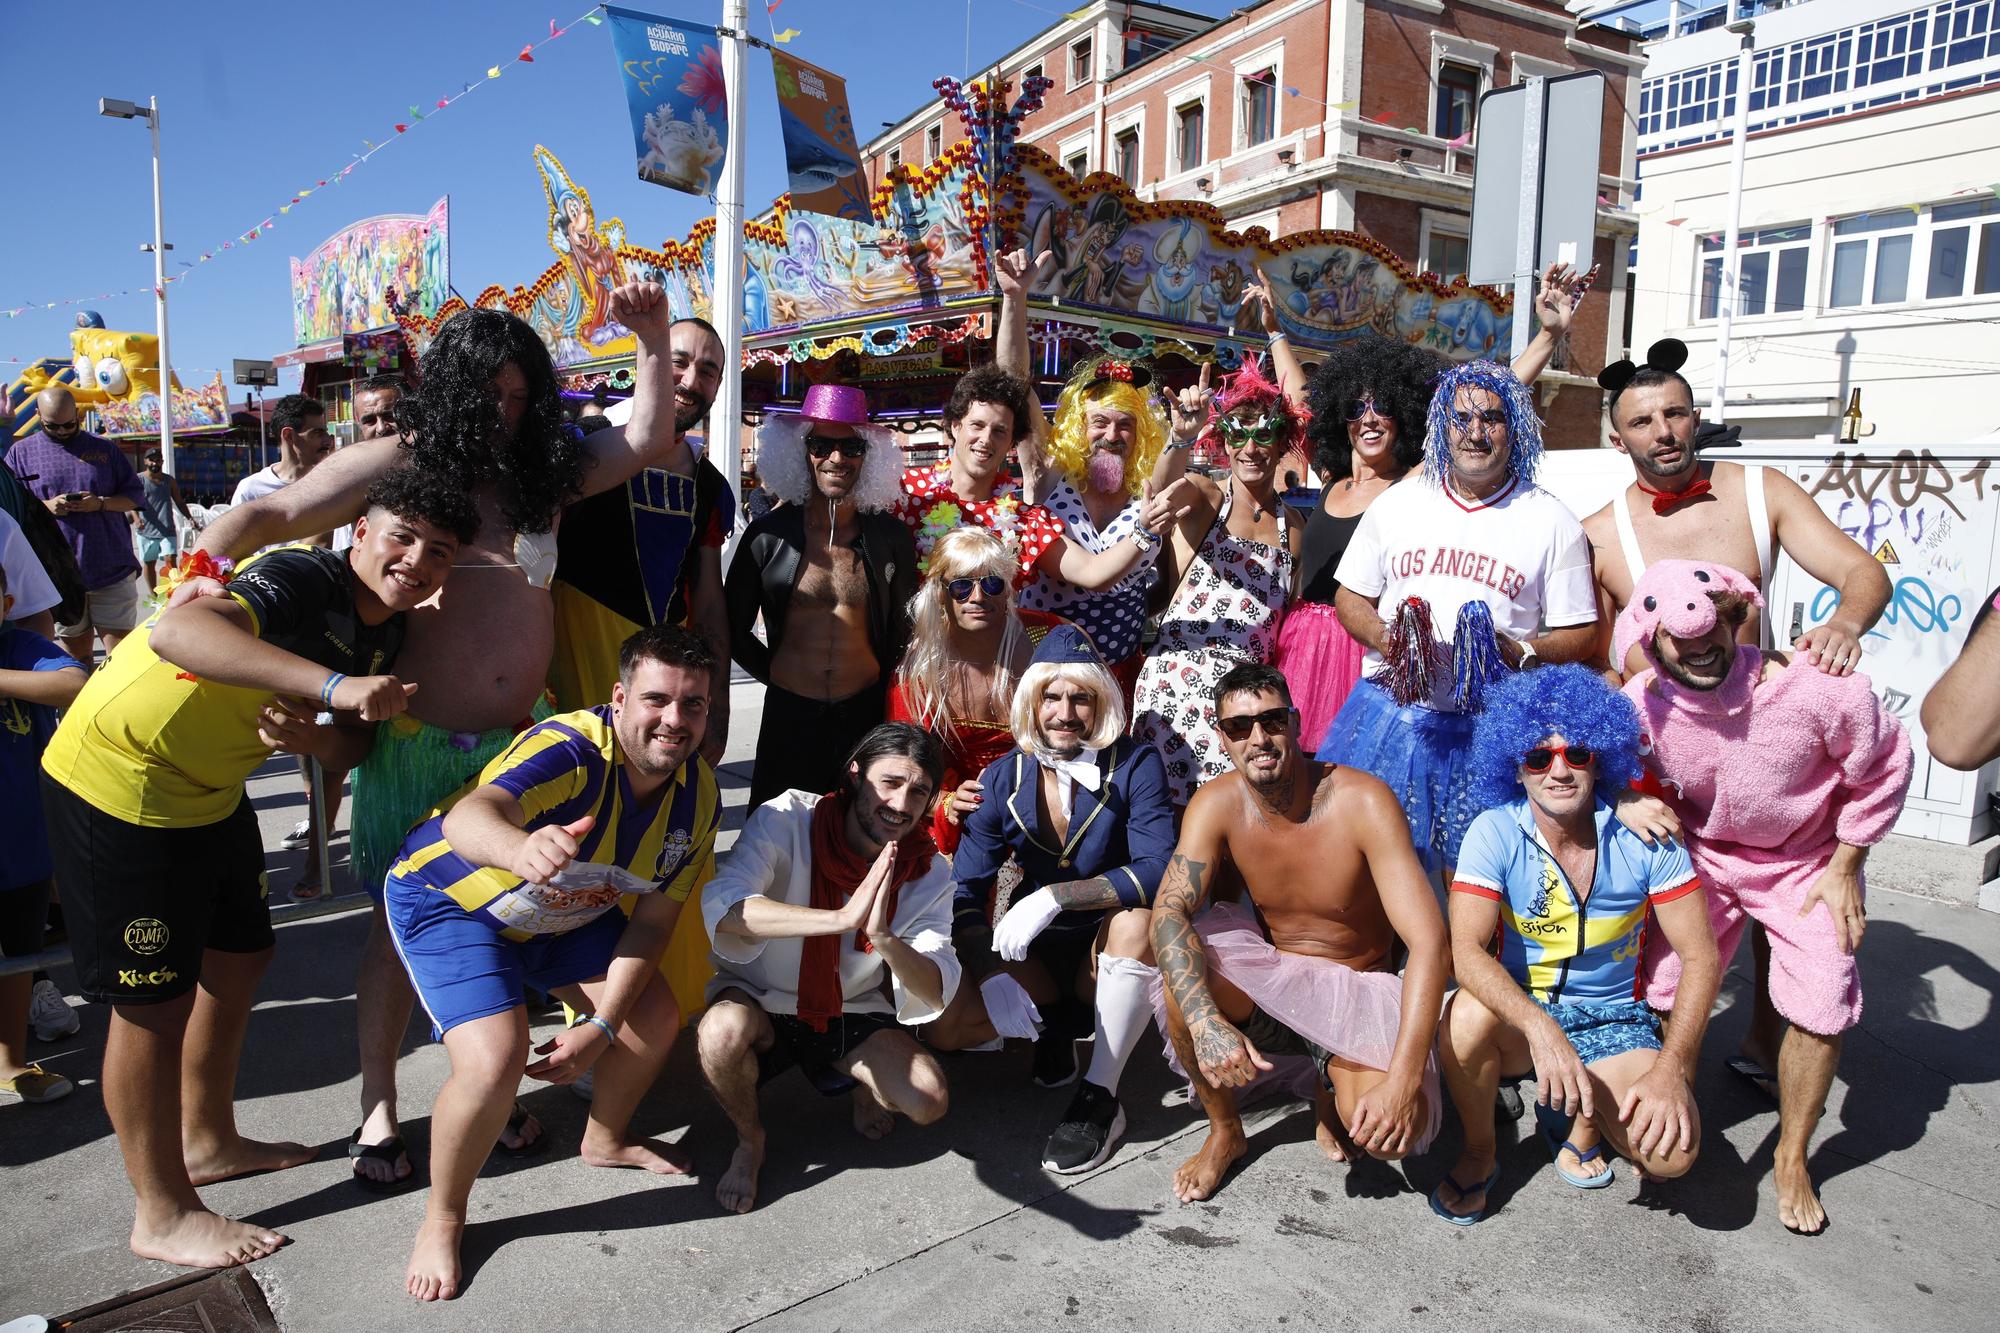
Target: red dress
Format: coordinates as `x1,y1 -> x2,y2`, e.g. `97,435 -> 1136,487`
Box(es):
893,466 -> 1065,586
886,609 -> 1067,853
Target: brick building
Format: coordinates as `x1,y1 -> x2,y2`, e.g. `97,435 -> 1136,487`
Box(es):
862,0 -> 1646,447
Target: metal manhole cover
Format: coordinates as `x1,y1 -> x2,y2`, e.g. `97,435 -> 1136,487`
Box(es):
53,1266 -> 280,1332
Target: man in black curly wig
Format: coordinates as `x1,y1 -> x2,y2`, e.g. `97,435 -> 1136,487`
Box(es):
186,280 -> 708,1190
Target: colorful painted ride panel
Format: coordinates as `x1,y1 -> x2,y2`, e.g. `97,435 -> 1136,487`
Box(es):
289,198 -> 449,347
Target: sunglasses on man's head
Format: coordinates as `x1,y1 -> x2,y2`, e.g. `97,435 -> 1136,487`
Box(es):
806,434 -> 866,460
947,574 -> 1007,602
1342,396 -> 1383,422
1522,742 -> 1596,773
1215,706 -> 1292,741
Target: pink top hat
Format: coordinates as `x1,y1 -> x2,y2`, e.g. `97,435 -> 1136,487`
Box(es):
800,382 -> 871,427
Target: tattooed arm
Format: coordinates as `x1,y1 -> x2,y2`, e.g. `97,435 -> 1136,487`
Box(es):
1151,788 -> 1267,1087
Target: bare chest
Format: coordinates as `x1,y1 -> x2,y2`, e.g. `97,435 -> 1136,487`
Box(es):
793,545 -> 870,612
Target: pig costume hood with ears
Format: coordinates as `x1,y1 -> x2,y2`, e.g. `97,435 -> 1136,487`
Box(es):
1613,558 -> 1765,669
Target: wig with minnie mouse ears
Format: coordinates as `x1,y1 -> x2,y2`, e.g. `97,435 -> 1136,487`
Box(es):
1598,337 -> 1692,411
1422,359 -> 1546,488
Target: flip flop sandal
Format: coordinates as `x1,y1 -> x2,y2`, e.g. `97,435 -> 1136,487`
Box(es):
1725,1053 -> 1780,1102
1428,1162 -> 1503,1227
1535,1102 -> 1615,1189
347,1127 -> 420,1195
493,1100 -> 549,1157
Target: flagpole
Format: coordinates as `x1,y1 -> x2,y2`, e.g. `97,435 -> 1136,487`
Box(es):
713,0 -> 750,533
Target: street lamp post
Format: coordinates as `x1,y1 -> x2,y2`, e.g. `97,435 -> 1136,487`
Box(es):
1710,21 -> 1755,423
99,95 -> 173,475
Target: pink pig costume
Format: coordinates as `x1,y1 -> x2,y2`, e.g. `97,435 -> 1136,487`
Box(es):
1614,560 -> 1912,1037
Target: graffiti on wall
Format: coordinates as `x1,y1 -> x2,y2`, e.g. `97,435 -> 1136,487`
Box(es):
289,199 -> 449,346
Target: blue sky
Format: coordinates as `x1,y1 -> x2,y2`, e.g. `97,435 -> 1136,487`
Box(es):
0,0 -> 1228,393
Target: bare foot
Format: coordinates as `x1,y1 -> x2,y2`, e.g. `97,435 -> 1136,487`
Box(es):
1172,1126 -> 1246,1204
580,1131 -> 694,1175
1434,1147 -> 1497,1222
1312,1088 -> 1349,1163
1774,1157 -> 1828,1235
716,1139 -> 763,1214
131,1206 -> 286,1268
406,1217 -> 463,1302
185,1135 -> 315,1186
852,1087 -> 895,1140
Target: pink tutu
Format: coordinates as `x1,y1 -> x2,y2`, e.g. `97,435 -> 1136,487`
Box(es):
1152,901 -> 1443,1149
1275,601 -> 1365,752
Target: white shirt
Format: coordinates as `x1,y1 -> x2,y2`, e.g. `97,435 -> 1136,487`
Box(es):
701,790 -> 962,1024
231,465 -> 353,553
1336,475 -> 1596,708
0,507 -> 62,622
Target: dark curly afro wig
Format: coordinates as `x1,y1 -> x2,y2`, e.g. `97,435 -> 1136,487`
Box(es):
1302,333 -> 1441,484
400,308 -> 585,536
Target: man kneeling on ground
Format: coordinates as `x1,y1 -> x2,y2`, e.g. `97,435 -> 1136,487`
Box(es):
697,722 -> 959,1214
1431,665 -> 1717,1226
384,623 -> 723,1301
928,623 -> 1174,1174
1152,663 -> 1447,1205
40,466 -> 475,1269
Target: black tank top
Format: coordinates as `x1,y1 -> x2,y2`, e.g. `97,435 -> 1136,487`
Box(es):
1297,504 -> 1362,605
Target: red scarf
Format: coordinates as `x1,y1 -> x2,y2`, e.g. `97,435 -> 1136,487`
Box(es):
799,790 -> 937,1032
1635,476 -> 1712,515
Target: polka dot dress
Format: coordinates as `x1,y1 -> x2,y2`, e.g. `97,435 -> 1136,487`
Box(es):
1018,479 -> 1160,662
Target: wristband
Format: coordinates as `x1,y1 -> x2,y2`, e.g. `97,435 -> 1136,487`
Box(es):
1127,526 -> 1156,553
583,1014 -> 617,1045
1166,434 -> 1196,451
1268,330 -> 1289,345
320,673 -> 347,706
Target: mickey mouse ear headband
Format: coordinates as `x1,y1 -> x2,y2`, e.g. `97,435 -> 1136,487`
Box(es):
1070,353 -> 1155,391
1597,338 -> 1690,396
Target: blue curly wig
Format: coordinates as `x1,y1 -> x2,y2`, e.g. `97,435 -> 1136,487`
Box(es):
1466,664 -> 1643,812
1423,359 -> 1546,489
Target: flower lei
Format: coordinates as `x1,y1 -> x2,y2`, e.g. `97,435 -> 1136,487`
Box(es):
154,549 -> 234,600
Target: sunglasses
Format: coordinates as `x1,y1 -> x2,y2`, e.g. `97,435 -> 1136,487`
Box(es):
1215,706 -> 1292,741
806,434 -> 867,460
1342,396 -> 1383,422
43,418 -> 81,434
1522,742 -> 1597,773
947,574 -> 1007,602
1220,414 -> 1284,446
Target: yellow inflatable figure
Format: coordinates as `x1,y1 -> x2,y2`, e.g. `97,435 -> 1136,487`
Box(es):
17,328 -> 182,408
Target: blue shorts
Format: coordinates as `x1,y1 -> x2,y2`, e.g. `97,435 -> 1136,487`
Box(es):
384,869 -> 627,1037
1538,997 -> 1662,1066
138,532 -> 178,563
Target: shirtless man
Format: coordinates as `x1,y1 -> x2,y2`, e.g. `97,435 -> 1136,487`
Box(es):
726,384 -> 918,807
1152,663 -> 1448,1205
1581,337 -> 1890,1103
187,282 -> 695,1187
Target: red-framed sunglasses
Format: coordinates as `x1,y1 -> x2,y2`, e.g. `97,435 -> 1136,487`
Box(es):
1522,742 -> 1596,773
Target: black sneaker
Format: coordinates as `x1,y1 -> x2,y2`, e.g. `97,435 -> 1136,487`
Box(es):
1042,1081 -> 1126,1174
281,818 -> 313,850
1032,1033 -> 1079,1088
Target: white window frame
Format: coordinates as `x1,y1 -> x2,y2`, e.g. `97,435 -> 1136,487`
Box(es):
1231,40 -> 1286,153
1694,222 -> 1816,323
1022,61 -> 1044,87
1232,207 -> 1282,241
886,147 -> 902,174
1068,34 -> 1095,91
1108,106 -> 1145,186
1924,197 -> 2000,303
1510,52 -> 1572,85
1058,129 -> 1093,180
1823,202 -> 2000,314
924,121 -> 943,165
1165,74 -> 1213,176
1418,210 -> 1471,281
1431,33 -> 1496,142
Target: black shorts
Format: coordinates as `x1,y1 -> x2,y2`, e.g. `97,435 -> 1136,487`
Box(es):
42,778 -> 273,1005
759,1010 -> 901,1095
1027,921 -> 1103,998
1236,1004 -> 1336,1093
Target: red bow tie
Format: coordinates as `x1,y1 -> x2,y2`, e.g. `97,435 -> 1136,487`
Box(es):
1637,477 -> 1711,515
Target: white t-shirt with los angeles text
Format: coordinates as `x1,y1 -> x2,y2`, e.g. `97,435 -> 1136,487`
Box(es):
1335,475 -> 1595,709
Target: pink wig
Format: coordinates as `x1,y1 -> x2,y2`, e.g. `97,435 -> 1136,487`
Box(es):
1199,356 -> 1309,453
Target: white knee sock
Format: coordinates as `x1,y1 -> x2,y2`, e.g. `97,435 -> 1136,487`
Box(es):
1084,954 -> 1159,1097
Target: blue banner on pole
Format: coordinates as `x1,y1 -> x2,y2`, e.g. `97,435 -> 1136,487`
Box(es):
604,6 -> 728,196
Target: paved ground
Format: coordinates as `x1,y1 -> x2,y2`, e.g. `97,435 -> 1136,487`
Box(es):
6,680 -> 1999,1330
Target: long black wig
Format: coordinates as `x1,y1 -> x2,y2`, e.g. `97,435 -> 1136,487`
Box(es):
400,308 -> 586,536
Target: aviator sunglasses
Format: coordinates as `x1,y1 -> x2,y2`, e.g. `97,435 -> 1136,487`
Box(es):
947,574 -> 1007,602
1215,706 -> 1292,741
1522,742 -> 1596,773
806,434 -> 868,460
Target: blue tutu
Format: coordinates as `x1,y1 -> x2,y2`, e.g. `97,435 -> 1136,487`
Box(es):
1317,679 -> 1482,871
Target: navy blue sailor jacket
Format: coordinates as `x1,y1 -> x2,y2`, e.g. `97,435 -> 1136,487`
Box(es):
950,736 -> 1176,934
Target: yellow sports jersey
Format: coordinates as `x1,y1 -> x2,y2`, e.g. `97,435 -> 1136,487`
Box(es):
41,546 -> 403,827
388,705 -> 719,940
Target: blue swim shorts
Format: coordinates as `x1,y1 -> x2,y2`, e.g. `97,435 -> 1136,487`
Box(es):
1537,997 -> 1662,1066
383,870 -> 627,1038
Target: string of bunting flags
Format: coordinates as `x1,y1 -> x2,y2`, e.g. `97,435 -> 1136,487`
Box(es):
2,4 -> 608,321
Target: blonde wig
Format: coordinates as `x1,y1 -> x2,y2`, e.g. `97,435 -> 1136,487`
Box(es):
755,412 -> 905,513
1045,378 -> 1169,501
1010,658 -> 1128,759
896,527 -> 1027,745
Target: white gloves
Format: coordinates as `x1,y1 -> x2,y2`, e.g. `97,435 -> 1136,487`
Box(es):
992,887 -> 1062,963
979,972 -> 1043,1041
